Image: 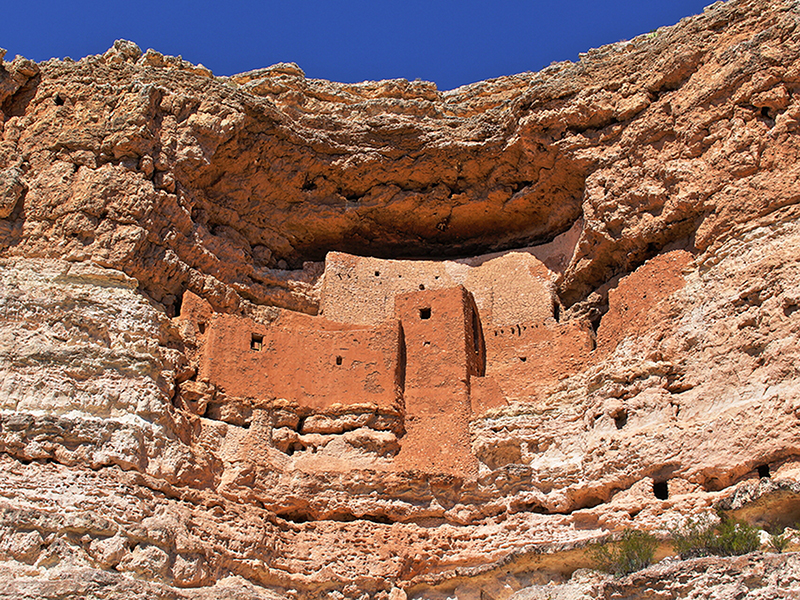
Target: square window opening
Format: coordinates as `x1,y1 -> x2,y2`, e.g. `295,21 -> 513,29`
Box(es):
251,333 -> 263,351
653,480 -> 669,500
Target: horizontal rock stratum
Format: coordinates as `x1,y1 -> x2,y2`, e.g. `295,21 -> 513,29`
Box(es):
2,0 -> 800,598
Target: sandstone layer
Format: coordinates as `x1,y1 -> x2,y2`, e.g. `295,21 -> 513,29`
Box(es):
2,0 -> 800,598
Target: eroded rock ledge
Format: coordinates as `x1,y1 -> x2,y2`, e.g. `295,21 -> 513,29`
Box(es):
2,0 -> 800,598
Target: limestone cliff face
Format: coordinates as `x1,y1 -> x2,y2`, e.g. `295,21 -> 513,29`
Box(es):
2,0 -> 800,598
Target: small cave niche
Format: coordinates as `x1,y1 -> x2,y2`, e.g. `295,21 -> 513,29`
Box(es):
419,307 -> 431,320
54,93 -> 65,106
374,270 -> 380,277
419,284 -> 425,290
578,495 -> 604,510
757,464 -> 771,479
514,500 -> 547,515
518,356 -> 527,362
250,333 -> 263,351
759,106 -> 776,127
614,412 -> 628,430
174,291 -> 184,317
702,477 -> 724,492
653,480 -> 669,500
365,514 -> 394,525
336,355 -> 343,366
198,322 -> 206,334
285,442 -> 305,456
278,511 -> 310,523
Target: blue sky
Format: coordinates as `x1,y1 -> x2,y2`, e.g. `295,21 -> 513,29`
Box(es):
2,0 -> 715,90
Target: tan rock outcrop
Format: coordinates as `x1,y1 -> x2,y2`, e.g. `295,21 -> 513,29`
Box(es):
2,0 -> 800,597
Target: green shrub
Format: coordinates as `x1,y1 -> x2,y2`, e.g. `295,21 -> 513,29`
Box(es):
590,529 -> 658,576
768,527 -> 791,553
712,517 -> 761,555
671,516 -> 716,559
671,515 -> 760,558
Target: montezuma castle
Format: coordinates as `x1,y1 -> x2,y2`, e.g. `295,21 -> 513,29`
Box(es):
178,245 -> 683,477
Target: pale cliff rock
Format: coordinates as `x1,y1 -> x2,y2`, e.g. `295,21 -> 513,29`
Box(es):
1,0 -> 800,598
0,258 -> 218,485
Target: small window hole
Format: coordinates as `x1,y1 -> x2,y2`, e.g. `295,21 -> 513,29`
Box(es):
250,333 -> 263,351
653,480 -> 669,500
54,94 -> 65,106
519,356 -> 527,362
757,464 -> 771,479
374,271 -> 380,277
336,355 -> 343,366
419,307 -> 431,320
419,284 -> 425,290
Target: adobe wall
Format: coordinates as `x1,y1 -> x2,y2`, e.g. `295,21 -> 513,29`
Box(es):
482,319 -> 595,403
321,250 -> 592,410
394,286 -> 483,400
473,250 -> 693,405
392,286 -> 481,477
321,251 -> 556,327
596,250 -> 693,356
199,313 -> 403,413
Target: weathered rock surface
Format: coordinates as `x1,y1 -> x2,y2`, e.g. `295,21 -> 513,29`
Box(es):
2,0 -> 800,597
509,553 -> 800,599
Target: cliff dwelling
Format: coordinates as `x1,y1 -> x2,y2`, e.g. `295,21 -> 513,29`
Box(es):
180,250 -> 596,476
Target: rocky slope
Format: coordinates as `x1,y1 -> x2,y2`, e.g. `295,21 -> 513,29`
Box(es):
2,0 -> 800,597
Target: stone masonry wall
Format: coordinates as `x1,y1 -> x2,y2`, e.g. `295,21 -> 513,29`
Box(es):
199,313 -> 404,413
321,251 -> 556,327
